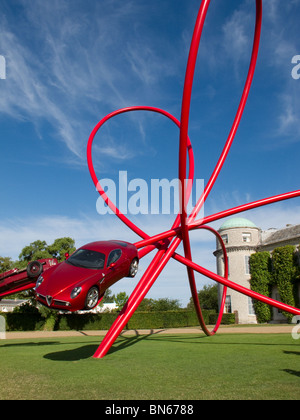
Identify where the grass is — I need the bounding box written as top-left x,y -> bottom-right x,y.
0,332 -> 299,400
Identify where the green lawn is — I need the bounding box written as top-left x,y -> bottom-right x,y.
0,333 -> 299,400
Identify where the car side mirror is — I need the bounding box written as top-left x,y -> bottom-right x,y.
65,252 -> 69,259
109,262 -> 116,269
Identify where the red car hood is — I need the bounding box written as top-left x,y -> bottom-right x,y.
37,261 -> 100,297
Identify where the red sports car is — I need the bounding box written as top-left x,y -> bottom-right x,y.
0,259 -> 58,299
35,240 -> 139,312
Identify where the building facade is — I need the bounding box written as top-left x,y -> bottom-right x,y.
214,217 -> 300,324
0,299 -> 27,312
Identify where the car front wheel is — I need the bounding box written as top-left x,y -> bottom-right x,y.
85,286 -> 99,310
128,258 -> 139,278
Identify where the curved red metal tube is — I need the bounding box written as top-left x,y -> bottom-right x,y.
87,0 -> 300,359
87,105 -> 195,242
193,225 -> 228,335
178,0 -> 262,339
188,0 -> 263,222
174,253 -> 300,317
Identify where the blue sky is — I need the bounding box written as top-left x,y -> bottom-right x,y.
0,0 -> 300,306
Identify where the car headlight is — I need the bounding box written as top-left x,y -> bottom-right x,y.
71,286 -> 82,299
36,275 -> 44,289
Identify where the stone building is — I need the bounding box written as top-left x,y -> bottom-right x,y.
214,217 -> 300,324
0,299 -> 27,312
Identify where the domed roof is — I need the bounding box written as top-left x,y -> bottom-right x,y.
219,217 -> 257,231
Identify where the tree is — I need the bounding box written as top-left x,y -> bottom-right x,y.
18,237 -> 76,263
102,288 -> 115,303
151,298 -> 181,311
135,297 -> 182,312
114,292 -> 129,311
19,240 -> 51,263
13,301 -> 40,314
0,256 -> 14,273
187,284 -> 218,311
135,298 -> 155,312
47,237 -> 76,261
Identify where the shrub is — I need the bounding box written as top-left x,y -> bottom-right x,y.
272,246 -> 297,322
250,252 -> 272,323
1,312 -> 42,331
250,246 -> 299,323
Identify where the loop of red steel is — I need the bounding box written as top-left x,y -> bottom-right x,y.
87,0 -> 300,358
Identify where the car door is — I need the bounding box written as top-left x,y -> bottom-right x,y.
104,249 -> 125,288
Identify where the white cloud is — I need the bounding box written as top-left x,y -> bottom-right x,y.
221,6 -> 253,81
0,214 -> 131,260
222,10 -> 250,60
0,1 -> 179,164
0,23 -> 85,159
258,1 -> 300,143
1,198 -> 299,307
277,94 -> 299,138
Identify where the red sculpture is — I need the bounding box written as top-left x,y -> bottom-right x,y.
87,0 -> 300,358
0,259 -> 58,299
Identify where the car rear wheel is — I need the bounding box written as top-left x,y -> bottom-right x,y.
27,261 -> 43,278
128,258 -> 139,277
85,286 -> 99,310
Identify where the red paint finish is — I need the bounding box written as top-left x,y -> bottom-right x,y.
0,259 -> 58,299
35,241 -> 138,312
85,0 -> 300,357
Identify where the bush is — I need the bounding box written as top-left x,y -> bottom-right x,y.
250,246 -> 300,323
1,309 -> 226,331
1,312 -> 42,331
1,309 -> 237,332
272,246 -> 297,322
43,314 -> 57,331
55,311 -> 201,331
208,312 -> 235,325
250,252 -> 272,323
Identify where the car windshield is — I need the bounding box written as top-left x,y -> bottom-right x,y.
66,249 -> 105,270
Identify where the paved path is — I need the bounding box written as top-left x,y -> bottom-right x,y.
2,324 -> 294,340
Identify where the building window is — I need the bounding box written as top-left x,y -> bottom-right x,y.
242,232 -> 251,243
248,297 -> 255,315
225,296 -> 232,313
221,234 -> 228,244
245,255 -> 250,275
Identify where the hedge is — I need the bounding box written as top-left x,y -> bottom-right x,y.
249,252 -> 272,323
250,245 -> 300,323
1,309 -> 235,332
1,312 -> 43,331
272,246 -> 297,322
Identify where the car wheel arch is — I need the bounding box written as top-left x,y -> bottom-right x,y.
84,285 -> 100,310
